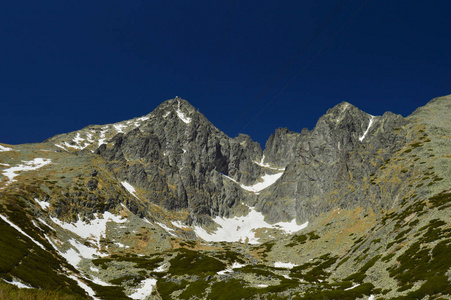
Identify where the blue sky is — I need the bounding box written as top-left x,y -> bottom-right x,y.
1,0 -> 449,147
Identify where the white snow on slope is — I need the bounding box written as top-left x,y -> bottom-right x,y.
217,262 -> 245,275
0,214 -> 45,250
54,144 -> 69,151
222,171 -> 284,194
172,220 -> 189,229
153,263 -> 168,273
194,206 -> 308,244
114,124 -> 127,133
0,145 -> 12,152
121,181 -> 140,199
35,198 -> 50,210
274,262 -> 298,269
368,295 -> 375,300
1,158 -> 52,186
359,116 -> 375,142
176,100 -> 191,124
91,276 -> 112,286
50,212 -> 127,248
98,130 -> 108,146
129,278 -> 157,300
69,239 -> 102,260
67,274 -> 99,300
3,278 -> 33,289
345,283 -> 360,290
255,155 -> 285,170
156,222 -> 177,237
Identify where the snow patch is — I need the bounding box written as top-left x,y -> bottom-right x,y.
35,198 -> 50,210
156,222 -> 177,237
3,278 -> 33,289
1,158 -> 52,186
54,144 -> 68,151
67,275 -> 99,299
222,171 -> 284,194
194,206 -> 308,244
0,145 -> 12,152
255,155 -> 285,170
368,296 -> 375,300
98,130 -> 108,146
114,123 -> 127,133
69,239 -> 100,260
50,212 -> 127,248
91,277 -> 112,286
359,116 -> 375,142
129,278 -> 157,300
172,221 -> 189,229
274,262 -> 297,269
121,181 -> 140,200
345,283 -> 360,291
0,214 -> 45,250
257,284 -> 268,288
176,100 -> 191,124
153,263 -> 168,273
217,262 -> 245,275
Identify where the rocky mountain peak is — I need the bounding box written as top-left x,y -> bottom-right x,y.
0,95 -> 449,300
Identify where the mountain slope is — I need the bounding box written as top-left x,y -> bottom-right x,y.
0,95 -> 449,299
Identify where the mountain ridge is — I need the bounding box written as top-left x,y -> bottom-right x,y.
0,94 -> 450,299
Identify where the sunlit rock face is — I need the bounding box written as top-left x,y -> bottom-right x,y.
0,95 -> 450,299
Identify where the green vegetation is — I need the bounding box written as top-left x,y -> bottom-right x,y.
301,282 -> 375,300
0,198 -> 86,298
168,249 -> 225,276
429,190 -> 450,210
92,254 -> 163,270
345,255 -> 381,283
286,231 -> 320,247
179,279 -> 210,299
157,280 -> 183,299
386,216 -> 451,298
209,279 -> 257,300
291,254 -> 337,282
0,281 -> 84,300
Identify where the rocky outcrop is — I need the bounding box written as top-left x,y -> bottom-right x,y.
95,98 -> 263,224
38,96 -> 449,228
257,102 -> 407,223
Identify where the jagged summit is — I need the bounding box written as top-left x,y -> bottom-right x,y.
45,97 -> 204,152
0,95 -> 449,299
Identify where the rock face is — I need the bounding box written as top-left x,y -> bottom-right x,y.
1,95 -> 450,300
257,102 -> 408,223
94,98 -> 264,225
41,96 -> 444,226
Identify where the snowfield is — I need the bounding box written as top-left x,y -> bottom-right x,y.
274,262 -> 298,269
222,170 -> 284,194
194,206 -> 308,244
121,181 -> 140,199
359,115 -> 375,141
51,212 -> 127,248
0,214 -> 45,250
176,100 -> 192,124
1,158 -> 52,187
129,278 -> 157,300
0,144 -> 13,152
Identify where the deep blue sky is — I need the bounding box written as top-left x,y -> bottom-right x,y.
1,1 -> 449,147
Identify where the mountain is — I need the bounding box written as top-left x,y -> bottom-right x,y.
0,95 -> 450,299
